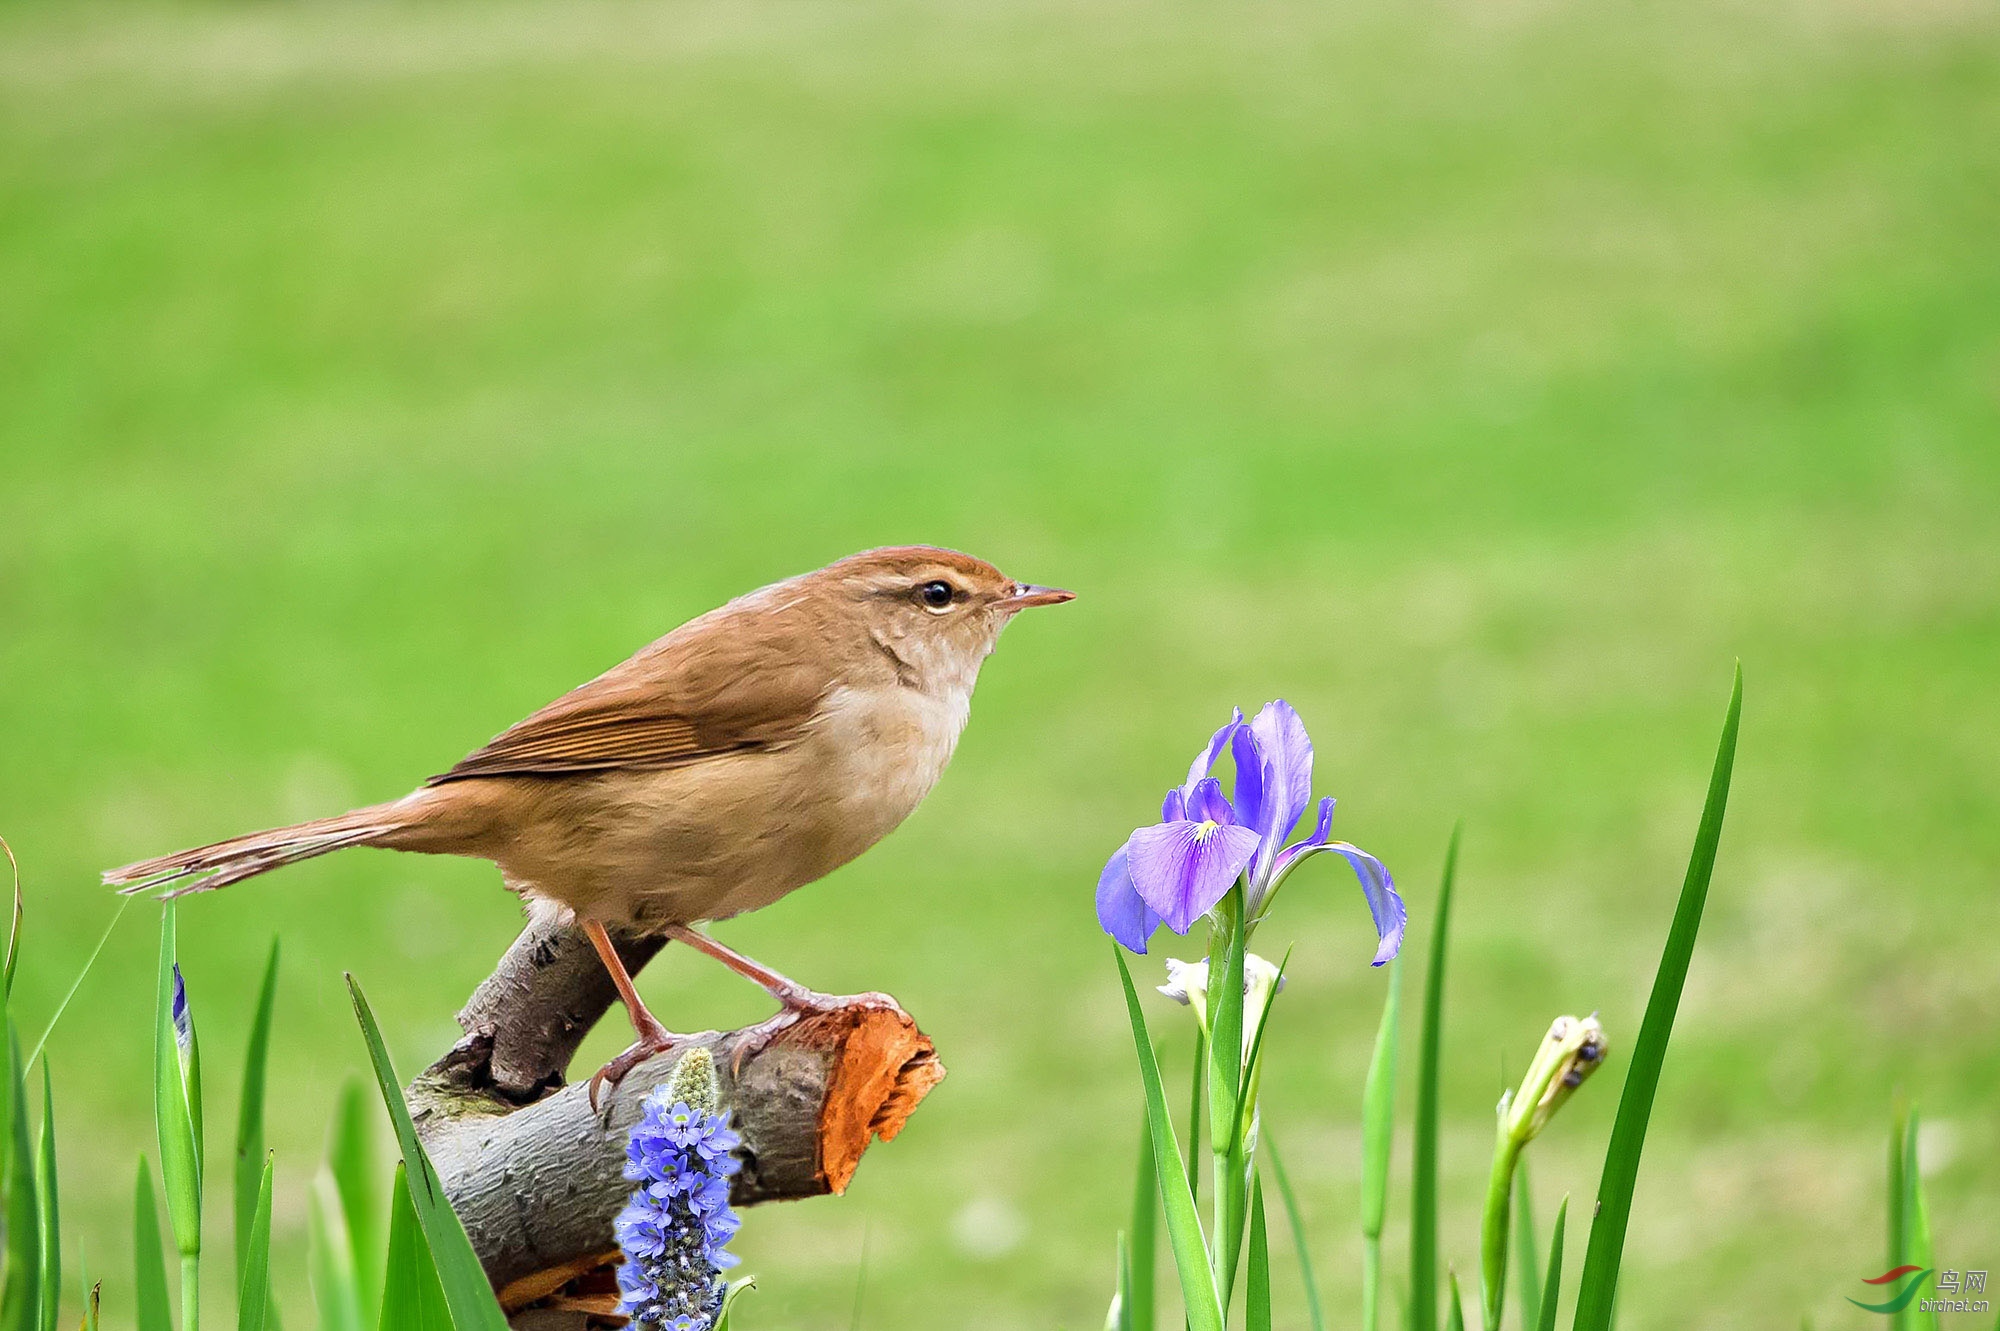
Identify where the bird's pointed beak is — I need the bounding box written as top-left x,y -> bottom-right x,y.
1002,582 -> 1076,610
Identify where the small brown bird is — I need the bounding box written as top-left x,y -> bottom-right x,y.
106,546 -> 1072,1100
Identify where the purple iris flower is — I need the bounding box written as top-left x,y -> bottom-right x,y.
1096,701 -> 1405,966
1096,711 -> 1261,947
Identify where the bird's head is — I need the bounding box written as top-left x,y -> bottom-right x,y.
820,545 -> 1073,694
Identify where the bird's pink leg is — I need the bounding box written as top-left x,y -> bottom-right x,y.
582,918 -> 683,1110
662,923 -> 900,1069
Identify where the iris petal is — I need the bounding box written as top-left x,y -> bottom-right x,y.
1325,843 -> 1406,965
1182,709 -> 1245,798
1230,727 -> 1267,839
1189,776 -> 1239,826
1269,796 -> 1337,884
1127,819 -> 1261,935
1262,830 -> 1405,965
1249,699 -> 1314,849
1096,843 -> 1164,953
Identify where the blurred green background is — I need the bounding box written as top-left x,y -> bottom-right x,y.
3,0 -> 1997,1326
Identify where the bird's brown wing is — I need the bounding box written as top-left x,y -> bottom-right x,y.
427,612 -> 832,784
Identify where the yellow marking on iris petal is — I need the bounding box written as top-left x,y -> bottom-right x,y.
1191,820 -> 1220,842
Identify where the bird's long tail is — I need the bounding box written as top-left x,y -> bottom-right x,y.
103,803 -> 409,900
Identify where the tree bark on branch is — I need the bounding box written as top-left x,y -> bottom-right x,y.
409,918 -> 945,1321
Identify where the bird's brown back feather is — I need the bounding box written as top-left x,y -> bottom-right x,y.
428,583 -> 839,784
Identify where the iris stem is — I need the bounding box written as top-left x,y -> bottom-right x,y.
1512,1158 -> 1542,1331
181,1252 -> 200,1331
1205,886 -> 1249,1312
1480,1134 -> 1522,1331
1363,1232 -> 1384,1331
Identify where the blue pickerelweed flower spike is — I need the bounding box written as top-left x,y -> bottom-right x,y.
1096,700 -> 1407,963
615,1050 -> 743,1330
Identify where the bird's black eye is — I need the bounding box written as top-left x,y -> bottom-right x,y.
918,580 -> 955,609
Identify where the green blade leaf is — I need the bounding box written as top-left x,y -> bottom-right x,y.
1,1025 -> 41,1331
1184,1028 -> 1205,1212
379,1163 -> 451,1331
1246,1175 -> 1272,1331
1904,1110 -> 1939,1331
0,977 -> 9,1151
133,1160 -> 172,1331
1235,946 -> 1291,1144
1261,1132 -> 1325,1331
329,1080 -> 383,1315
310,1171 -> 366,1331
1362,955 -> 1402,1331
1572,667 -> 1740,1331
35,1063 -> 58,1331
2,837 -> 20,1001
345,976 -> 511,1331
1535,1197 -> 1569,1331
1126,1112 -> 1158,1331
152,905 -> 200,1260
714,1277 -> 756,1331
1411,826 -> 1461,1331
1361,955 -> 1402,1242
1513,1157 -> 1542,1331
237,1157 -> 274,1331
1448,1270 -> 1467,1331
235,939 -> 279,1302
1887,1106 -> 1907,1331
1112,948 -> 1224,1331
1888,1095 -> 1904,1327
1110,1230 -> 1132,1331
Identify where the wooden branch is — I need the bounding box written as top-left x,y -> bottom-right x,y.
409,917 -> 945,1317
419,917 -> 665,1108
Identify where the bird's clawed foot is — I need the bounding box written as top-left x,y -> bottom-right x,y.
725,987 -> 904,1074
587,1016 -> 685,1114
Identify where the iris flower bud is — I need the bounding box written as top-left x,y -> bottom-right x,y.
1480,1014 -> 1609,1331
1498,1014 -> 1608,1148
1157,954 -> 1286,1055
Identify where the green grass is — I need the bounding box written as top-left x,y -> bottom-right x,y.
1,0 -> 1998,1326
